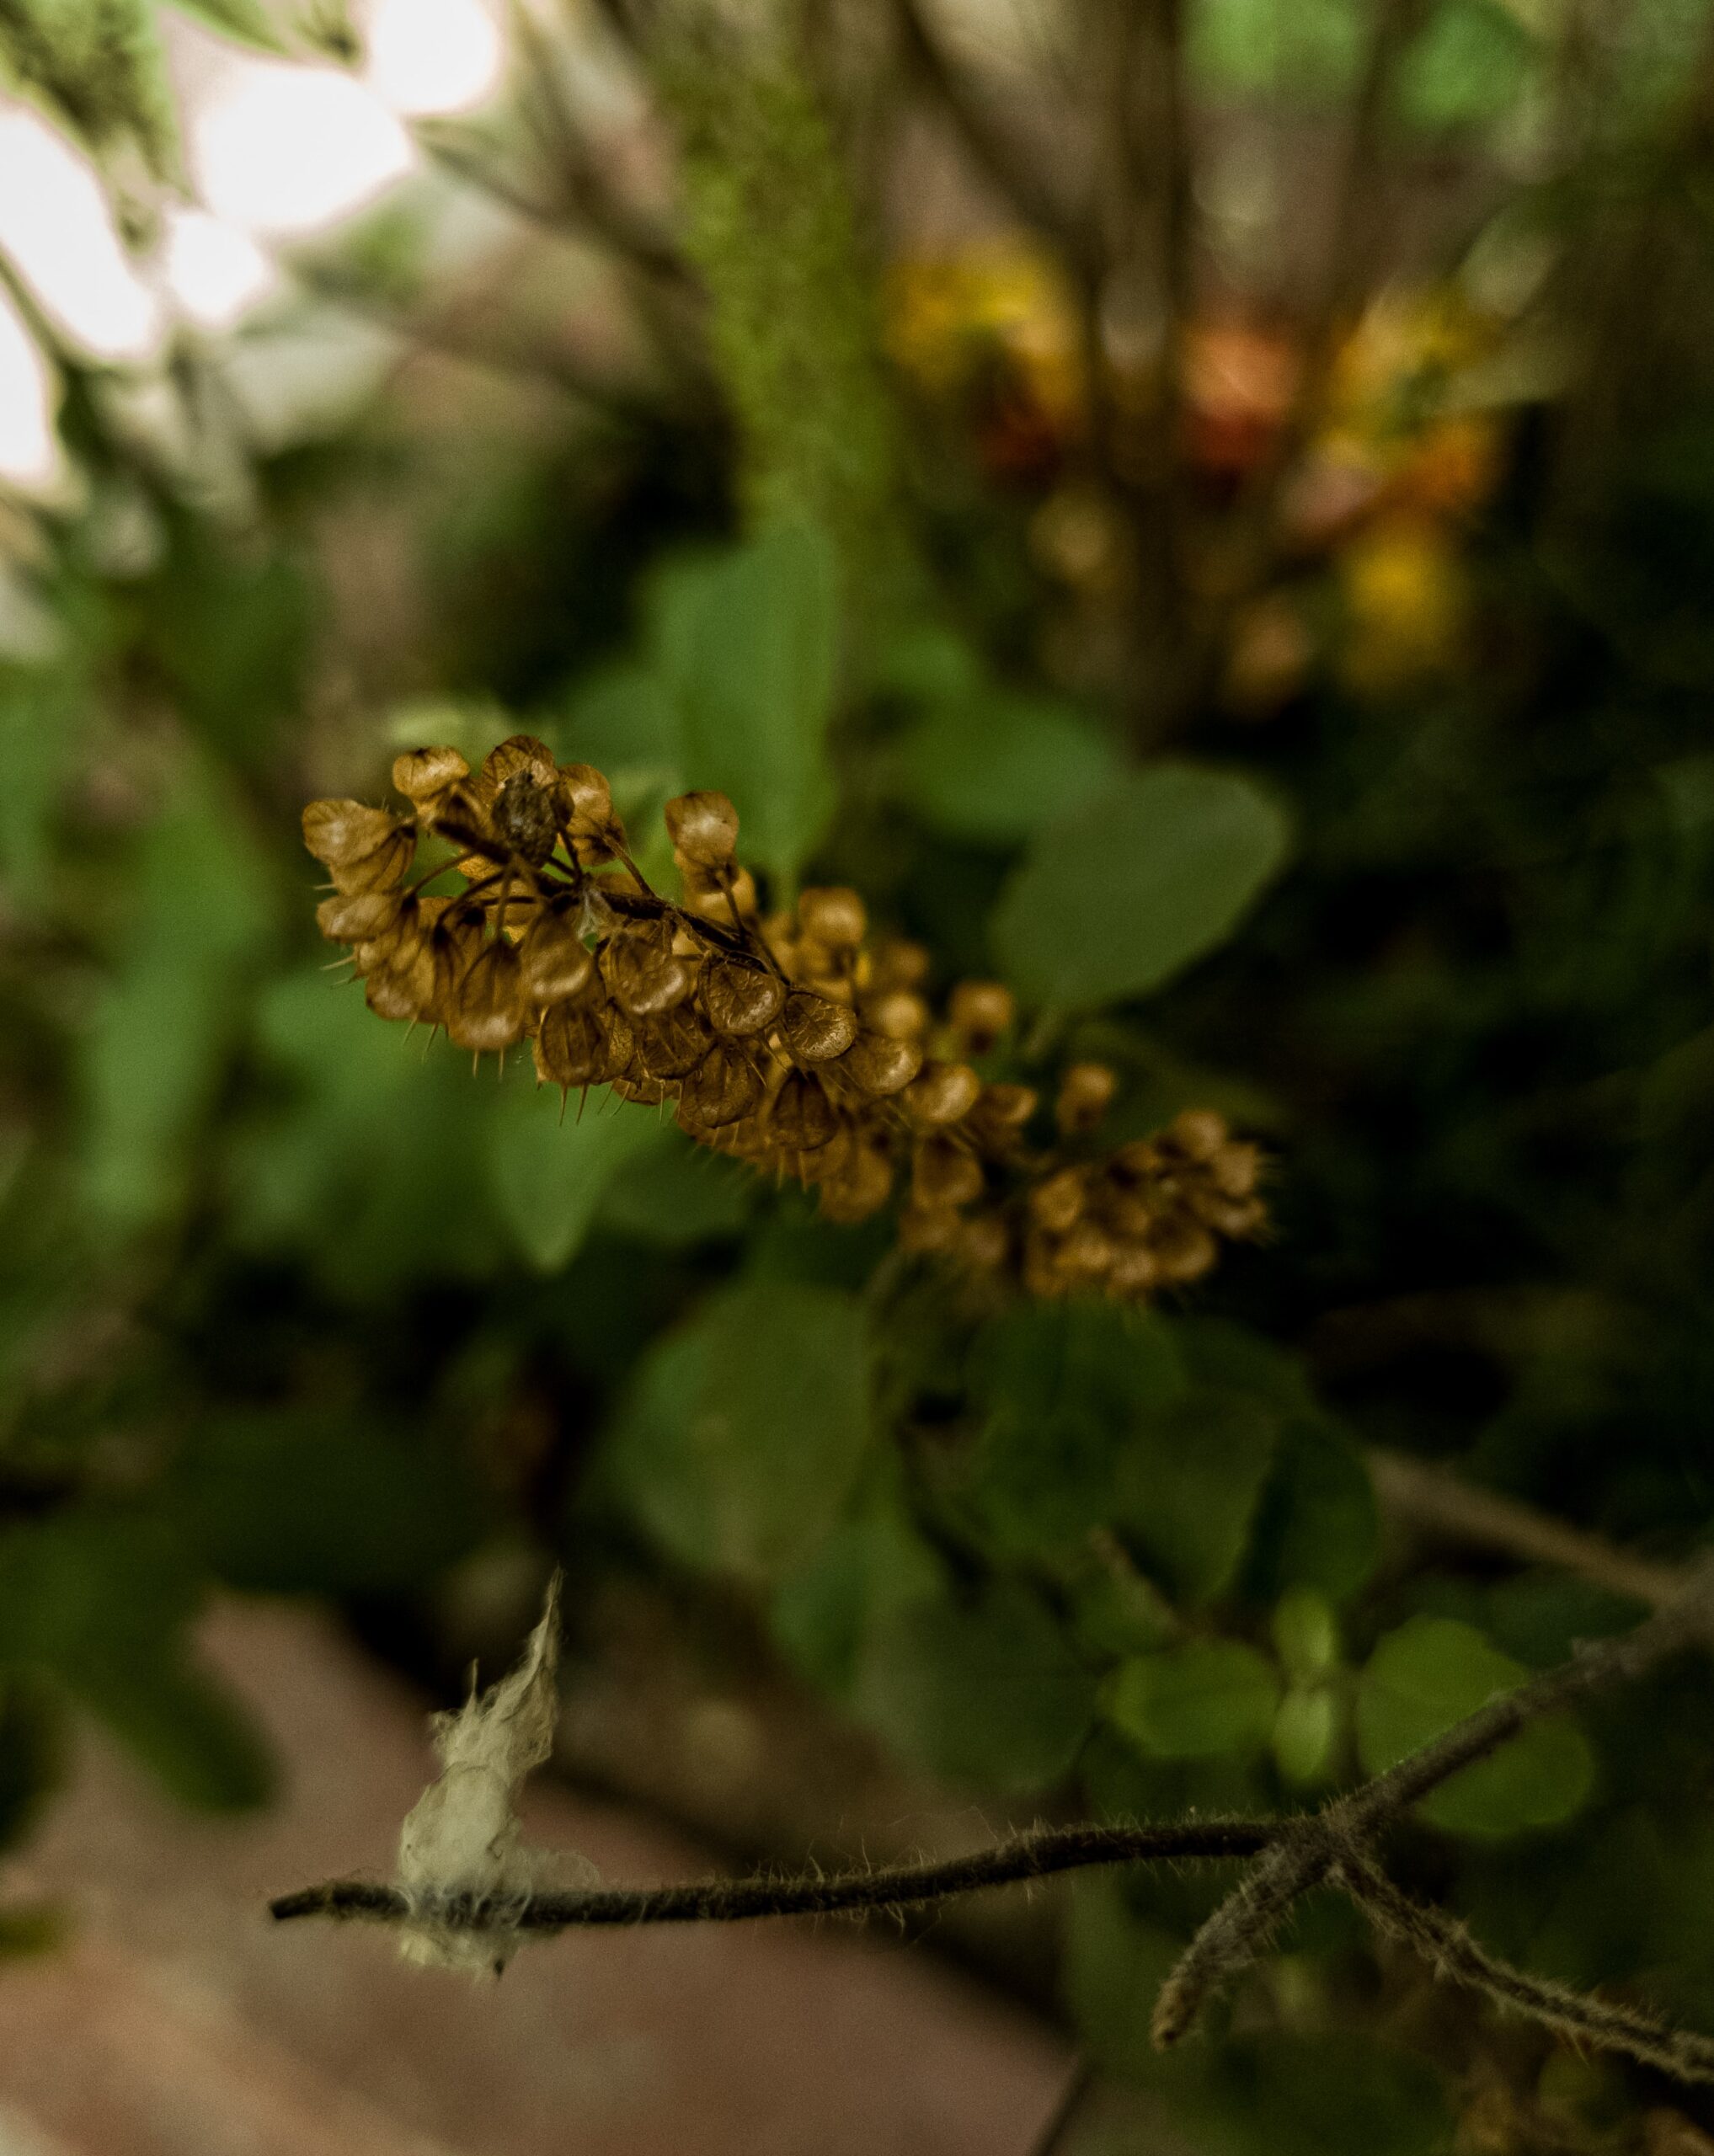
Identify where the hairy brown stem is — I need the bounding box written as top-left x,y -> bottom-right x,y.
1338,1852 -> 1714,2086
271,1818 -> 1277,1929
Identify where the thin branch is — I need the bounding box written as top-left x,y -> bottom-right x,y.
894,0 -> 1100,278
1339,1851 -> 1714,2086
1028,2054 -> 1098,2156
271,1817 -> 1277,1929
1150,1559 -> 1714,2046
1367,1448 -> 1689,1611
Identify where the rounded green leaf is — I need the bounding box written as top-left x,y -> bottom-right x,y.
1107,1641 -> 1281,1760
1356,1615 -> 1594,1838
991,763 -> 1292,1009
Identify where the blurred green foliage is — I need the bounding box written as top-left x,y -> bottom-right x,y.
5,0 -> 1714,2144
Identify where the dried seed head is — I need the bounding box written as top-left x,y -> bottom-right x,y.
836,1030 -> 922,1097
303,799 -> 414,894
1058,1220 -> 1118,1278
702,956 -> 786,1037
819,1144 -> 894,1223
1167,1107 -> 1229,1161
911,1135 -> 985,1209
781,990 -> 859,1063
446,938 -> 526,1053
948,980 -> 1015,1054
392,746 -> 469,807
632,1002 -> 713,1080
535,999 -> 632,1089
770,1070 -> 839,1152
1056,1062 -> 1118,1136
519,899 -> 594,1004
602,922 -> 693,1017
796,886 -> 868,948
898,1205 -> 963,1254
678,1042 -> 765,1130
1148,1217 -> 1219,1282
868,937 -> 931,990
903,1061 -> 983,1127
865,990 -> 930,1042
965,1083 -> 1039,1150
1209,1140 -> 1262,1198
1108,1245 -> 1161,1297
1030,1166 -> 1087,1235
665,790 -> 740,867
317,889 -> 407,944
558,762 -> 626,863
611,1070 -> 670,1106
959,1214 -> 1012,1271
494,771 -> 560,866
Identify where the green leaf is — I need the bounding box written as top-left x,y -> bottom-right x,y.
1064,1879 -> 1192,2079
1273,1686 -> 1339,1786
488,1075 -> 663,1271
992,763 -> 1292,1010
1107,1641 -> 1281,1760
597,1125 -> 755,1246
1115,1389 -> 1278,1604
1398,0 -> 1535,131
81,750 -> 275,1235
896,691 -> 1122,845
771,1508 -> 944,1696
168,1412 -> 492,1593
854,1581 -> 1098,1793
962,1302 -> 1187,1557
1356,1615 -> 1594,1838
653,523 -> 840,890
606,1278 -> 872,1581
0,1513 -> 271,1811
1244,1418 -> 1379,1603
1273,1588 -> 1340,1684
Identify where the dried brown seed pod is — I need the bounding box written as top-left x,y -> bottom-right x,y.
392,745 -> 469,806
1057,1219 -> 1117,1279
796,887 -> 867,948
1107,1245 -> 1161,1297
611,1070 -> 670,1106
677,1042 -> 764,1130
1147,1218 -> 1219,1282
1209,1141 -> 1262,1199
665,790 -> 740,867
898,1205 -> 963,1254
948,980 -> 1015,1054
958,1214 -> 1012,1271
770,1070 -> 839,1151
702,956 -> 786,1037
632,1003 -> 713,1080
903,1061 -> 983,1127
868,937 -> 931,991
535,1000 -> 632,1089
446,939 -> 526,1053
1030,1166 -> 1087,1235
964,1082 -> 1039,1150
494,770 -> 560,866
602,922 -> 694,1017
1167,1107 -> 1229,1161
864,990 -> 931,1042
911,1135 -> 985,1210
818,1144 -> 894,1223
1196,1194 -> 1267,1240
519,899 -> 594,1004
780,990 -> 859,1063
834,1029 -> 922,1097
1055,1062 -> 1118,1137
302,800 -> 414,894
316,889 -> 408,944
558,761 -> 626,864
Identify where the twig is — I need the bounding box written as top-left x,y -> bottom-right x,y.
1367,1447 -> 1688,1611
270,1818 -> 1276,1930
270,1570 -> 1714,2087
1150,1558 -> 1714,2047
1338,1852 -> 1714,2086
893,0 -> 1099,279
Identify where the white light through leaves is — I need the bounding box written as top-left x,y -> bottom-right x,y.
161,208 -> 278,332
364,0 -> 505,117
0,286 -> 65,495
191,58 -> 414,238
0,105 -> 162,363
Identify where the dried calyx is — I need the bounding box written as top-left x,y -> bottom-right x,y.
304,736 -> 1266,1300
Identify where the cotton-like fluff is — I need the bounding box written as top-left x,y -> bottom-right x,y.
396,1573 -> 597,1974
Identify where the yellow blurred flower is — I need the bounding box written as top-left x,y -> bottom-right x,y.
1338,516 -> 1466,694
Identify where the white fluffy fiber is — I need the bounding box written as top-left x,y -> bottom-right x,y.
395,1572 -> 597,1975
